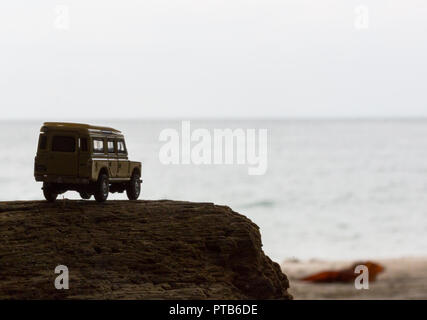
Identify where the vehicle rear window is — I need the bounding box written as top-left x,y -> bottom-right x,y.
38,134 -> 47,150
93,139 -> 105,153
52,136 -> 76,152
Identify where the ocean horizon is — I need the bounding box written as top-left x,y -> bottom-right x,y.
1,119 -> 426,262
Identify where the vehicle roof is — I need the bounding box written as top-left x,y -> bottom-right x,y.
41,122 -> 122,135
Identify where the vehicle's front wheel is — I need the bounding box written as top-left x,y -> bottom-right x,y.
94,174 -> 109,202
126,172 -> 141,200
79,191 -> 92,200
43,183 -> 58,202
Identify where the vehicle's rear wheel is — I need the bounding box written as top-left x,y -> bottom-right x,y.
79,191 -> 92,200
43,183 -> 58,202
94,174 -> 109,202
126,172 -> 141,200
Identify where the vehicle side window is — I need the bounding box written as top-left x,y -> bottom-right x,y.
52,136 -> 76,152
80,138 -> 88,152
93,138 -> 105,153
107,139 -> 116,153
38,134 -> 47,150
117,140 -> 127,154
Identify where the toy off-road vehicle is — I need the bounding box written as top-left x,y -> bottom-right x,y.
34,122 -> 142,202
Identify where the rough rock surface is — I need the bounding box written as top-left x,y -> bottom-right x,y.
0,200 -> 291,299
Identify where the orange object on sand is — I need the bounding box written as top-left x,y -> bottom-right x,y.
300,261 -> 385,283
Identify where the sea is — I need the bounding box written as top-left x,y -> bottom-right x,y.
1,119 -> 426,262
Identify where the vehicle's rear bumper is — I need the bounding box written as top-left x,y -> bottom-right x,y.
35,175 -> 90,184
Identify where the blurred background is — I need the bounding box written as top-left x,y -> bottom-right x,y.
1,119 -> 427,263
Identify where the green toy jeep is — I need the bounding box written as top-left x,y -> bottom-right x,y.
34,122 -> 142,202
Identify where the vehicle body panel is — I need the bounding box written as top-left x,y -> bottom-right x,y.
34,122 -> 142,186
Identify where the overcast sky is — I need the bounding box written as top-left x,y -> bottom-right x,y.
1,1 -> 426,120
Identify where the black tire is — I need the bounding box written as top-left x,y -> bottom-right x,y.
43,183 -> 58,202
126,172 -> 141,200
94,173 -> 109,202
79,192 -> 92,200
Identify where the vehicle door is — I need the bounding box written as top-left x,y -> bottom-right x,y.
107,138 -> 119,178
47,131 -> 78,176
117,138 -> 130,178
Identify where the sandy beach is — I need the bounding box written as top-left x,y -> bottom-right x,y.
281,257 -> 427,299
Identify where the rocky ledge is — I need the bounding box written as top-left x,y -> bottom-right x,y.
0,200 -> 291,299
